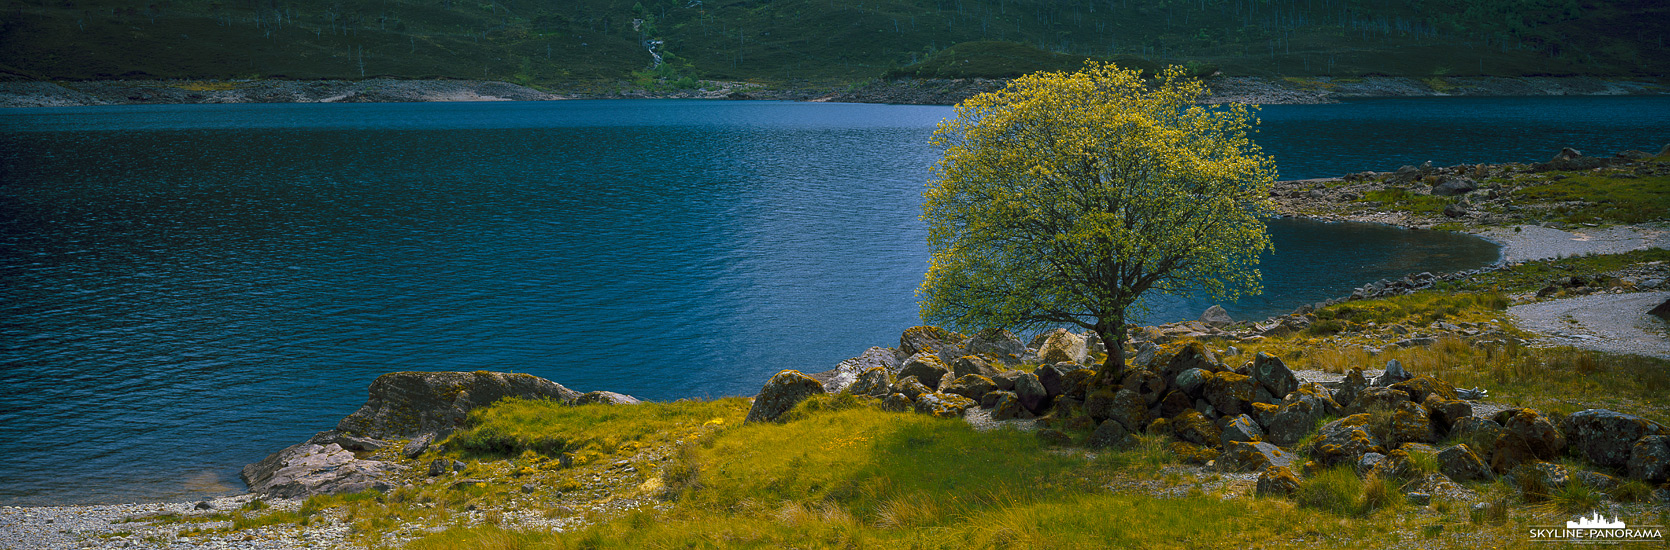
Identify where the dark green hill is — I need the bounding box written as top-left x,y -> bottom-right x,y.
2,0 -> 1665,87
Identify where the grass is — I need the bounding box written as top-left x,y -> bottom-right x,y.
1358,188 -> 1454,216
447,397 -> 749,460
1510,171 -> 1670,225
1436,248 -> 1670,296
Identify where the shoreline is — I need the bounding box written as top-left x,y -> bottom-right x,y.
2,75 -> 1666,109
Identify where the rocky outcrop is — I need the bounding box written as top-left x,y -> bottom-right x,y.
1563,409 -> 1664,469
336,371 -> 581,441
240,434 -> 406,498
744,370 -> 826,423
574,391 -> 642,406
1437,444 -> 1492,482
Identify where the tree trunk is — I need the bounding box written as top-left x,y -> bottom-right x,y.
1095,314 -> 1127,385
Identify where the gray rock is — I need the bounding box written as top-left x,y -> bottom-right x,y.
241,440 -> 406,498
574,391 -> 641,406
1121,368 -> 1167,405
990,392 -> 1026,420
744,370 -> 826,423
1335,368 -> 1368,409
940,374 -> 997,401
1311,414 -> 1383,466
1422,395 -> 1473,435
1432,176 -> 1477,196
402,433 -> 435,459
810,346 -> 902,394
967,328 -> 1026,364
880,392 -> 913,413
1036,329 -> 1089,365
1011,371 -> 1049,414
1256,465 -> 1300,496
1437,444 -> 1492,482
1249,352 -> 1298,400
194,501 -> 213,510
1347,386 -> 1412,415
913,392 -> 975,418
1202,371 -> 1254,417
1200,305 -> 1234,328
949,355 -> 1000,379
1358,452 -> 1393,478
1222,441 -> 1295,472
1033,363 -> 1069,397
844,366 -> 893,397
319,433 -> 388,452
1405,492 -> 1432,506
1372,359 -> 1412,387
1100,389 -> 1151,433
1628,435 -> 1670,483
1087,420 -> 1129,449
1175,368 -> 1210,398
1220,414 -> 1264,447
1650,298 -> 1670,322
899,326 -> 967,358
1563,409 -> 1664,469
336,371 -> 581,440
897,353 -> 950,390
892,376 -> 930,400
1573,470 -> 1618,491
1494,409 -> 1566,460
428,458 -> 450,476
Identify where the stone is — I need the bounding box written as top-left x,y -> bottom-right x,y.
1160,342 -> 1220,385
1486,432 -> 1538,475
1033,363 -> 1069,397
990,392 -> 1025,420
1442,202 -> 1467,218
941,374 -> 998,401
241,440 -> 406,498
1493,409 -> 1566,460
1648,298 -> 1670,322
1310,414 -> 1384,466
880,392 -> 912,413
335,371 -> 581,440
990,370 -> 1023,391
521,484 -> 537,494
574,391 -> 641,406
1036,329 -> 1090,365
1200,305 -> 1234,328
1202,371 -> 1255,417
1035,428 -> 1073,447
1519,461 -> 1571,491
1405,492 -> 1432,506
1346,386 -> 1412,415
967,328 -> 1026,364
1002,367 -> 1042,411
1101,389 -> 1151,433
1358,452 -> 1394,478
811,347 -> 903,394
1174,368 -> 1210,398
744,370 -> 826,423
1451,416 -> 1507,449
428,458 -> 450,476
892,376 -> 930,400
1223,441 -> 1295,473
1627,435 -> 1670,483
1411,472 -> 1477,503
1130,342 -> 1162,370
1221,414 -> 1264,447
1087,420 -> 1130,449
1422,395 -> 1473,435
1249,352 -> 1298,401
1436,444 -> 1492,482
402,433 -> 435,459
195,501 -> 213,510
1371,359 -> 1411,387
897,353 -> 951,390
1432,175 -> 1477,196
1169,441 -> 1220,465
1121,369 -> 1167,406
1389,401 -> 1437,444
1249,401 -> 1280,429
899,326 -> 967,358
1335,368 -> 1368,409
1159,390 -> 1195,419
1059,367 -> 1098,400
1562,409 -> 1663,469
1573,471 -> 1618,491
913,392 -> 975,419
949,355 -> 1000,379
1389,376 -> 1458,404
1171,410 -> 1222,447
844,366 -> 893,397
1256,465 -> 1301,497
1265,387 -> 1337,448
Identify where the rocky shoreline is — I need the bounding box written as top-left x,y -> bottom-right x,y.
2,75 -> 1665,108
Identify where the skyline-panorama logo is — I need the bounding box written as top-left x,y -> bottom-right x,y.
1530,513 -> 1664,544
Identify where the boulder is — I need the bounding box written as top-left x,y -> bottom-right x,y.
1450,416 -> 1507,449
1389,400 -> 1437,444
336,371 -> 581,440
1431,176 -> 1477,196
1220,414 -> 1264,447
812,346 -> 904,394
1200,305 -> 1234,329
1249,353 -> 1298,402
745,370 -> 826,423
1573,470 -> 1619,491
844,366 -> 894,397
1346,387 -> 1412,415
1371,359 -> 1412,387
949,355 -> 1000,379
1436,444 -> 1493,482
241,438 -> 406,499
1628,435 -> 1670,483
316,433 -> 388,452
1265,385 -> 1339,447
1035,429 -> 1073,447
1335,368 -> 1368,409
1036,329 -> 1090,365
1517,461 -> 1571,492
1121,369 -> 1167,406
989,392 -> 1026,420
897,353 -> 951,390
1033,363 -> 1070,397
892,376 -> 930,401
991,370 -> 1023,391
1255,465 -> 1301,496
1562,409 -> 1663,469
967,328 -> 1026,364
1087,420 -> 1130,449
899,326 -> 967,358
1203,371 -> 1255,417
1059,367 -> 1098,400
1159,391 -> 1196,419
1409,473 -> 1478,503
1493,409 -> 1566,460
1223,441 -> 1295,472
1171,410 -> 1222,447
1174,368 -> 1210,398
1649,298 -> 1670,322
1010,371 -> 1049,414
1422,395 -> 1473,435
913,392 -> 976,419
574,391 -> 641,406
1310,414 -> 1384,466
401,433 -> 434,459
1357,452 -> 1394,479
1389,376 -> 1457,404
941,374 -> 998,401
1160,342 -> 1220,384
880,393 -> 913,413
1099,389 -> 1151,433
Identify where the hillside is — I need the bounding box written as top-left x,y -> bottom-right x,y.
2,0 -> 1667,90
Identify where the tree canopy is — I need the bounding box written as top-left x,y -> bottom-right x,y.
918,62 -> 1277,376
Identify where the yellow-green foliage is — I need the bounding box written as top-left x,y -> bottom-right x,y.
1311,291 -> 1510,328
1511,171 -> 1670,224
447,397 -> 749,457
919,62 -> 1275,340
1358,187 -> 1453,216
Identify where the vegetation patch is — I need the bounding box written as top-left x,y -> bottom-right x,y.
448,397 -> 749,458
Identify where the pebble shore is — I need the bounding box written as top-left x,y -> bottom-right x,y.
0,494 -> 345,550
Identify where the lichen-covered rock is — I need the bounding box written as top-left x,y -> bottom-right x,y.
967,327 -> 1026,365
1335,368 -> 1368,409
1311,414 -> 1383,466
1171,410 -> 1223,447
949,355 -> 1000,379
1409,472 -> 1478,503
1092,389 -> 1151,434
1573,470 -> 1619,491
1035,428 -> 1073,447
336,371 -> 582,440
1265,384 -> 1339,447
1436,444 -> 1492,482
1373,359 -> 1412,387
897,353 -> 951,390
1006,371 -> 1048,414
1451,416 -> 1507,449
1487,432 -> 1538,474
1169,441 -> 1220,465
1159,390 -> 1195,419
1174,368 -> 1210,398
241,438 -> 406,499
1357,452 -> 1394,479
1517,461 -> 1571,491
990,392 -> 1028,420
1087,420 -> 1130,449
844,366 -> 894,397
745,370 -> 826,423
880,392 -> 912,413
941,374 -> 998,401
1250,352 -> 1299,401
1390,400 -> 1437,444
1203,371 -> 1255,417
1256,465 -> 1301,497
1223,441 -> 1295,472
1494,408 -> 1566,460
1060,367 -> 1098,400
899,326 -> 967,357
1033,363 -> 1071,397
892,376 -> 930,401
812,346 -> 903,394
1562,409 -> 1664,469
574,391 -> 641,406
1347,386 -> 1412,415
1036,328 -> 1090,365
1627,435 -> 1670,483
1389,375 -> 1458,404
913,392 -> 975,419
1221,414 -> 1264,447
1422,395 -> 1473,435
1160,342 -> 1221,384
1250,401 -> 1280,430
1121,369 -> 1167,406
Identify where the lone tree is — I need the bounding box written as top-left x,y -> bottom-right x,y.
918,62 -> 1276,380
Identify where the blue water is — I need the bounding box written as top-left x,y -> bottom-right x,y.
0,96 -> 1665,506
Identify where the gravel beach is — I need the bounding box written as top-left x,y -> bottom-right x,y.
1477,224 -> 1670,263
1509,291 -> 1670,360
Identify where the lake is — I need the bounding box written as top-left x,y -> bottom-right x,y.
2,96 -> 1666,506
